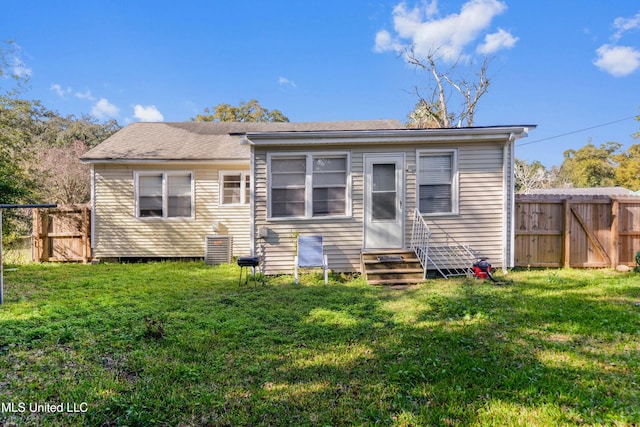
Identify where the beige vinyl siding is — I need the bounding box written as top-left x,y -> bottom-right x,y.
423,141 -> 506,267
92,163 -> 250,259
254,149 -> 364,274
253,139 -> 509,274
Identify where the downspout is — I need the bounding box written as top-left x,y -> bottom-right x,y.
248,143 -> 256,256
90,164 -> 96,253
502,133 -> 516,273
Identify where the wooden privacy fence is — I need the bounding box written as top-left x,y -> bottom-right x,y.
515,195 -> 640,268
32,205 -> 91,263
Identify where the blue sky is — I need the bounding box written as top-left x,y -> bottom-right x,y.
2,0 -> 639,167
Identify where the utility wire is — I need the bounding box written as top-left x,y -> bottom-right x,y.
516,115 -> 638,147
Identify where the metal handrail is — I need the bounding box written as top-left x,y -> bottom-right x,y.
410,209 -> 431,278
424,220 -> 477,278
410,210 -> 477,279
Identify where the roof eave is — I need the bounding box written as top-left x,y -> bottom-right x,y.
242,126 -> 536,146
80,158 -> 249,164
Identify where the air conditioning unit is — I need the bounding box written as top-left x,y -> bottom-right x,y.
205,234 -> 232,265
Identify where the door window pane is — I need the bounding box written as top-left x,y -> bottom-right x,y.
372,164 -> 396,220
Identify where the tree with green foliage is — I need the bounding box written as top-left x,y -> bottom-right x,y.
1,40 -> 120,247
614,144 -> 640,191
557,141 -> 620,188
192,99 -> 289,123
614,115 -> 640,191
0,41 -> 37,205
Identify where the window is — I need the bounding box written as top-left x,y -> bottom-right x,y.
135,171 -> 194,218
312,157 -> 347,216
271,157 -> 306,217
220,172 -> 250,205
417,150 -> 457,215
269,153 -> 349,218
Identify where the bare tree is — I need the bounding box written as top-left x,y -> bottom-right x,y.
405,48 -> 491,128
32,140 -> 91,204
513,159 -> 561,194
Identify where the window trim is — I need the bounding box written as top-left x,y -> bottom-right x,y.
416,149 -> 459,216
134,170 -> 195,219
267,151 -> 351,220
218,170 -> 250,206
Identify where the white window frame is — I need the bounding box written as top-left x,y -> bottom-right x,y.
416,149 -> 459,216
134,171 -> 195,219
267,152 -> 351,219
219,171 -> 250,206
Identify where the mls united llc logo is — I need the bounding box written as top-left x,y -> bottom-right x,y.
2,402 -> 88,414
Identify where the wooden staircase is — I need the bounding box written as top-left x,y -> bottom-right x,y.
361,249 -> 425,285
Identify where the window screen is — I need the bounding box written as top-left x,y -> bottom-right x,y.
418,153 -> 454,214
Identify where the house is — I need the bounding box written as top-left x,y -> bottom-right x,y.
81,121 -> 535,280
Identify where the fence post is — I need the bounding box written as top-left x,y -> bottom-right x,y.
610,199 -> 619,268
562,198 -> 571,268
82,207 -> 91,263
32,209 -> 39,262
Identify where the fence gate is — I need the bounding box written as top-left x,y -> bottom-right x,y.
515,195 -> 640,268
32,205 -> 91,263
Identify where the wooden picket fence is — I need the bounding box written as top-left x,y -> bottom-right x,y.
27,197 -> 640,268
32,204 -> 91,263
515,194 -> 640,268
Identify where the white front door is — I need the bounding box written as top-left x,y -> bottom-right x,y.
364,154 -> 404,248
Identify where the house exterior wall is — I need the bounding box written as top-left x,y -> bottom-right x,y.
424,141 -> 509,268
91,162 -> 251,259
252,138 -> 510,275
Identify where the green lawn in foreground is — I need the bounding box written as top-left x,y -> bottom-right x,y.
0,262 -> 638,426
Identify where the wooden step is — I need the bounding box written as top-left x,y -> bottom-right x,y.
365,268 -> 423,274
361,249 -> 425,285
363,257 -> 421,264
367,277 -> 425,286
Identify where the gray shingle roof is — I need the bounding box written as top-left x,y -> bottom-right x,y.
81,120 -> 403,162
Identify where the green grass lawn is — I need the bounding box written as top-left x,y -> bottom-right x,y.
0,262 -> 639,426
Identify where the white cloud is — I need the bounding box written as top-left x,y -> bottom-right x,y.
593,44 -> 640,77
594,11 -> 640,76
612,12 -> 640,41
91,98 -> 119,120
423,0 -> 439,19
0,42 -> 31,80
75,90 -> 96,101
51,84 -> 98,101
133,104 -> 164,122
50,83 -> 70,98
374,29 -> 405,53
374,0 -> 514,62
477,28 -> 518,54
11,55 -> 32,78
278,76 -> 297,88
